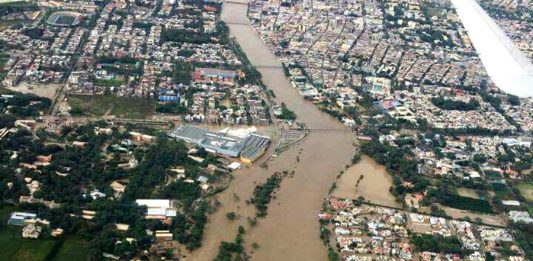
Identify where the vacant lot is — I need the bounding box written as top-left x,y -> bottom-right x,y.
457,187 -> 480,199
439,205 -> 504,226
68,95 -> 155,119
516,183 -> 533,202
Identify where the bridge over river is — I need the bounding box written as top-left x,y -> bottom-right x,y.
185,1 -> 359,260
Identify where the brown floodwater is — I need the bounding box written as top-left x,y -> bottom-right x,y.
185,2 -> 375,260
332,156 -> 400,208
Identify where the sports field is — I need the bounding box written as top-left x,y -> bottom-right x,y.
54,15 -> 76,26
46,11 -> 82,27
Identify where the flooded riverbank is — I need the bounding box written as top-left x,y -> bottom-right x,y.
186,1 -> 359,260
332,156 -> 400,208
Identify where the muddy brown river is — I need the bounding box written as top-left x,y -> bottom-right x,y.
186,1 -> 359,260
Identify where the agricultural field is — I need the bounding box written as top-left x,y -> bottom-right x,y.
67,94 -> 156,119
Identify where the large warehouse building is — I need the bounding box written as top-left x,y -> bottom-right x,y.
170,125 -> 270,163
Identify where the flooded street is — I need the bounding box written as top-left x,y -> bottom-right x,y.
186,1 -> 360,260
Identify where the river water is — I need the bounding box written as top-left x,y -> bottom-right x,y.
185,1 -> 359,260
184,1 -> 523,259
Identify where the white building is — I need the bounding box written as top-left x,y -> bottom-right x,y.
508,211 -> 533,224
135,199 -> 177,219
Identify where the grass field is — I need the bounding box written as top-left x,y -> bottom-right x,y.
0,58 -> 8,68
516,183 -> 533,202
0,204 -> 14,223
484,169 -> 502,179
53,238 -> 89,261
0,231 -> 56,261
95,78 -> 126,87
0,206 -> 56,261
0,205 -> 89,261
492,182 -> 515,200
67,94 -> 155,119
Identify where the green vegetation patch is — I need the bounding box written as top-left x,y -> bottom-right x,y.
0,225 -> 56,261
492,182 -> 514,200
250,172 -> 283,217
431,97 -> 479,111
0,57 -> 8,67
410,234 -> 463,255
515,183 -> 533,202
441,194 -> 494,214
156,102 -> 187,114
276,102 -> 297,120
0,91 -> 51,117
510,222 -> 533,260
484,169 -> 502,179
52,238 -> 88,261
0,206 -> 87,261
67,95 -> 155,119
94,78 -> 125,87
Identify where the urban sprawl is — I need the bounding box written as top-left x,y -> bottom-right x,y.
0,0 -> 531,260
